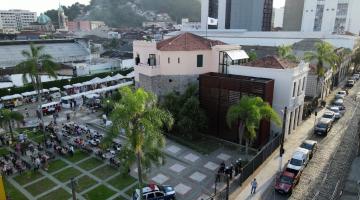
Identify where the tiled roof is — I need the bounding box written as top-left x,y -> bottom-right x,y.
156,32 -> 225,51
246,55 -> 299,69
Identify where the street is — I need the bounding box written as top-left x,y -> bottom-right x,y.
261,82 -> 360,200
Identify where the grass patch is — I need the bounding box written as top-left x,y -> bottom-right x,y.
125,184 -> 139,197
71,175 -> 97,192
13,171 -> 43,185
107,174 -> 137,190
53,167 -> 82,182
4,179 -> 29,200
38,188 -> 71,200
0,147 -> 10,156
78,157 -> 103,171
48,159 -> 68,173
24,178 -> 55,196
83,185 -> 116,200
113,195 -> 127,200
92,165 -> 118,180
65,151 -> 88,163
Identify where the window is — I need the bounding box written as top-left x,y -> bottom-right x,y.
168,57 -> 170,64
148,54 -> 156,66
146,193 -> 155,199
178,57 -> 180,63
292,82 -> 296,97
297,79 -> 301,96
302,77 -> 306,91
197,54 -> 203,67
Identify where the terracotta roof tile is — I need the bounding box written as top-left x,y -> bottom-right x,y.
246,55 -> 299,69
156,32 -> 225,51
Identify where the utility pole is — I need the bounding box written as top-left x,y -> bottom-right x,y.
279,106 -> 287,172
70,177 -> 77,200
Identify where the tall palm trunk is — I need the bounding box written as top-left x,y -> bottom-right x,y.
35,74 -> 46,144
136,152 -> 143,200
238,121 -> 244,145
8,121 -> 13,140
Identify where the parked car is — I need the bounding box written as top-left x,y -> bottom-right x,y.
346,79 -> 355,87
314,118 -> 332,136
353,73 -> 359,80
286,147 -> 310,172
333,99 -> 344,109
274,169 -> 300,194
328,106 -> 342,119
322,111 -> 336,122
133,185 -> 176,200
300,140 -> 318,159
335,90 -> 347,99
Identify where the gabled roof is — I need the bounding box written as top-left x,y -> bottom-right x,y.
156,32 -> 225,51
246,55 -> 299,69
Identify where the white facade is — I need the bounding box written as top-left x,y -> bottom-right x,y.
0,10 -> 36,32
274,7 -> 284,28
228,61 -> 310,138
301,0 -> 360,34
305,69 -> 333,100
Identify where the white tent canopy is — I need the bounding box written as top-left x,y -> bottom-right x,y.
63,85 -> 73,89
49,87 -> 60,92
125,71 -> 135,78
1,94 -> 23,101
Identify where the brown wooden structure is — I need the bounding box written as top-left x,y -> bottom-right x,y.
199,72 -> 275,147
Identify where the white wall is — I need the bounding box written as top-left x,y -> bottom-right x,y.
274,7 -> 284,28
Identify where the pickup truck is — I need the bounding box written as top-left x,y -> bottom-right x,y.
274,168 -> 301,194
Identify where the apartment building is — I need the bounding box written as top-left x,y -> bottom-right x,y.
0,10 -> 36,33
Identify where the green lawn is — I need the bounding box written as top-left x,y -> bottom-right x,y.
72,175 -> 97,192
78,157 -> 104,171
48,159 -> 68,173
0,147 -> 10,156
13,171 -> 43,186
92,165 -> 118,180
107,174 -> 137,190
25,130 -> 44,144
83,185 -> 116,200
53,167 -> 82,182
113,195 -> 127,200
24,178 -> 56,196
65,151 -> 89,163
4,179 -> 29,200
125,184 -> 138,197
38,188 -> 71,200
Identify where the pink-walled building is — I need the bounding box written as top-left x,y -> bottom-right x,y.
133,32 -> 249,96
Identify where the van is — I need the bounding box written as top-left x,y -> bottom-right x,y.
286,147 -> 310,172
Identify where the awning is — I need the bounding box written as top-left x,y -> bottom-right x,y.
225,50 -> 249,60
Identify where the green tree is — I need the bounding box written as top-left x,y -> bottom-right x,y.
248,51 -> 258,62
0,109 -> 24,139
304,42 -> 337,98
16,44 -> 58,141
226,96 -> 281,157
352,48 -> 360,73
104,87 -> 173,199
277,45 -> 297,61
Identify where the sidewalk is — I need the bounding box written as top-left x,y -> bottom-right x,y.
230,89 -> 342,200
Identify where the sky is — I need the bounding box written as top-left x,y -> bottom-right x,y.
1,0 -> 286,14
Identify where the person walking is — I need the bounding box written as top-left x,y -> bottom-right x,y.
251,178 -> 258,195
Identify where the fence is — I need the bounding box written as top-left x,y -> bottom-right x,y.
205,133 -> 283,200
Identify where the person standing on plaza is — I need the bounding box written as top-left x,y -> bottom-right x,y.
251,178 -> 258,195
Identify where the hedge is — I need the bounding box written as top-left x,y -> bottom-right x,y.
0,68 -> 133,97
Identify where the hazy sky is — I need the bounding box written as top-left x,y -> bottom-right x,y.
1,0 -> 286,14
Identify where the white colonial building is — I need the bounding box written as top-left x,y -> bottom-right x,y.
228,56 -> 310,138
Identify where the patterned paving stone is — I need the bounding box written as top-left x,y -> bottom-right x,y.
174,183 -> 191,195
217,153 -> 231,161
169,163 -> 186,173
189,172 -> 207,182
204,161 -> 219,171
166,145 -> 181,154
184,153 -> 199,162
151,173 -> 169,184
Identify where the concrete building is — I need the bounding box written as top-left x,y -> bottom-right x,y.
0,10 -> 37,33
228,56 -> 310,138
68,20 -> 106,32
283,0 -> 305,31
301,0 -> 360,34
200,0 -> 273,31
133,32 -> 249,96
305,66 -> 333,100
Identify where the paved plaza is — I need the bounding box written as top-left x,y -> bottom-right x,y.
2,105 -> 248,200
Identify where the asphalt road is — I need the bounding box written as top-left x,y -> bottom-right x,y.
261,82 -> 360,200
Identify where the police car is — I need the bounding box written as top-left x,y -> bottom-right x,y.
133,184 -> 176,200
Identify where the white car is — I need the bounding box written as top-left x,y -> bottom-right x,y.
328,106 -> 342,119
335,91 -> 346,99
322,111 -> 336,122
287,147 -> 310,172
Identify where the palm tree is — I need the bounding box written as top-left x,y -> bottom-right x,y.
351,48 -> 360,73
16,43 -> 58,141
0,109 -> 24,139
304,42 -> 337,98
277,45 -> 297,61
226,96 -> 281,157
104,87 -> 173,199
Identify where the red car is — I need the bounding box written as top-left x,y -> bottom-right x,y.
274,169 -> 300,194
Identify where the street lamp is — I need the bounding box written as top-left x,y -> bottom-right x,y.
7,88 -> 11,94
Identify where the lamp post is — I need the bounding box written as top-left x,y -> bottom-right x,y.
279,106 -> 287,172
7,88 -> 11,94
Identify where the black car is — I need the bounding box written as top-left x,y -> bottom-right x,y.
300,140 -> 318,159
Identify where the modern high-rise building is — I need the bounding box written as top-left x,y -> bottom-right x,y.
201,0 -> 273,31
0,10 -> 37,33
283,0 -> 305,31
